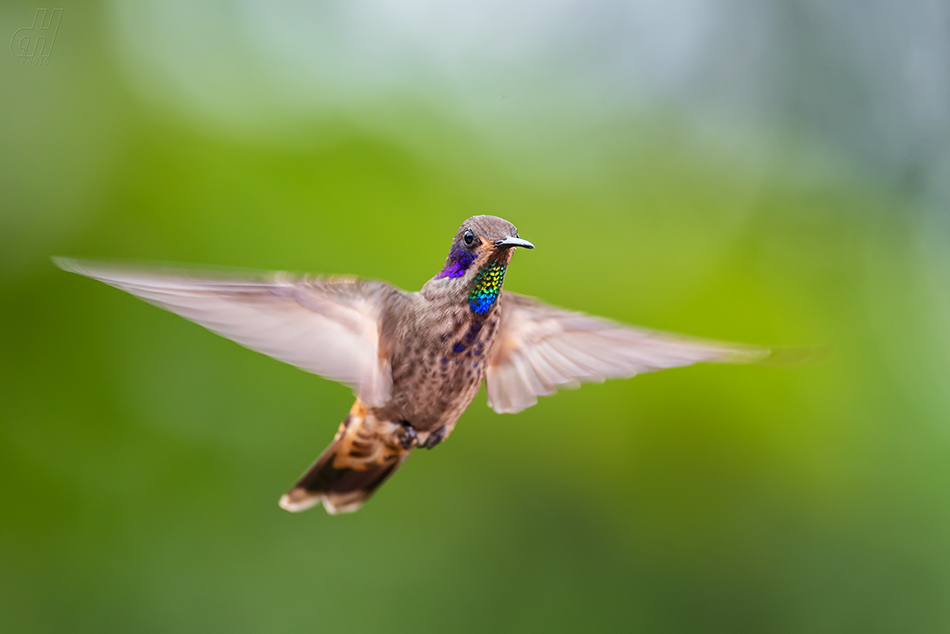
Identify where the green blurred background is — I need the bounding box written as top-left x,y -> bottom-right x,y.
4,1 -> 950,632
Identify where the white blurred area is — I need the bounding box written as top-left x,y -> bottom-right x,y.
109,0 -> 950,193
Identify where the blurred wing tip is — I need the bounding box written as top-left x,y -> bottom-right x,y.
52,256 -> 86,275
757,345 -> 830,367
720,345 -> 773,364
51,256 -> 162,281
51,256 -> 304,283
52,256 -> 124,282
717,344 -> 827,367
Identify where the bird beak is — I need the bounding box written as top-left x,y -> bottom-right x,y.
494,236 -> 535,250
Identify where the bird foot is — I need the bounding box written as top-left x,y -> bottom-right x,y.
397,421 -> 418,450
422,427 -> 446,449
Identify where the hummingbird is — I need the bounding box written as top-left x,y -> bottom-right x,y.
55,215 -> 767,514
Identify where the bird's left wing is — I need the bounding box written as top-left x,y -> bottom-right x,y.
486,292 -> 769,414
54,258 -> 404,408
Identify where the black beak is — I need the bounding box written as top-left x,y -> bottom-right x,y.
494,237 -> 535,250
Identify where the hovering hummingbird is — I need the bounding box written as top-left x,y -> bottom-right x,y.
55,215 -> 767,514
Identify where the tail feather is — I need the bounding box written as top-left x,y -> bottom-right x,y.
280,401 -> 412,514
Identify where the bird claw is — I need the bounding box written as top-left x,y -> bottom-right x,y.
422,427 -> 446,449
397,421 -> 418,450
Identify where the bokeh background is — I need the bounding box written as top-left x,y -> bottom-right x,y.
4,1 -> 950,632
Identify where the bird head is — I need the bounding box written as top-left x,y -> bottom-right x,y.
435,216 -> 533,280
434,215 -> 533,314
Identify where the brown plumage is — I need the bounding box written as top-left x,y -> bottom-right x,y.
54,215 -> 768,514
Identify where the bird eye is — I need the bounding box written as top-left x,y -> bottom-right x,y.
463,230 -> 476,246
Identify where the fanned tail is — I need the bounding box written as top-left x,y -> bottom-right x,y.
279,401 -> 412,514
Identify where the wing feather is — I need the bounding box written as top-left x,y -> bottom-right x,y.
55,258 -> 403,407
487,292 -> 768,414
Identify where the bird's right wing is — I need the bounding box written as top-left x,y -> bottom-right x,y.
486,292 -> 769,414
54,258 -> 404,407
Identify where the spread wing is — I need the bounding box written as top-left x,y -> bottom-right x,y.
54,258 -> 404,407
486,292 -> 769,414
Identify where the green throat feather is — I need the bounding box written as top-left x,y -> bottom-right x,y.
469,261 -> 507,314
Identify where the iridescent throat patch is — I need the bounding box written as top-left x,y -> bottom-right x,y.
469,261 -> 507,314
